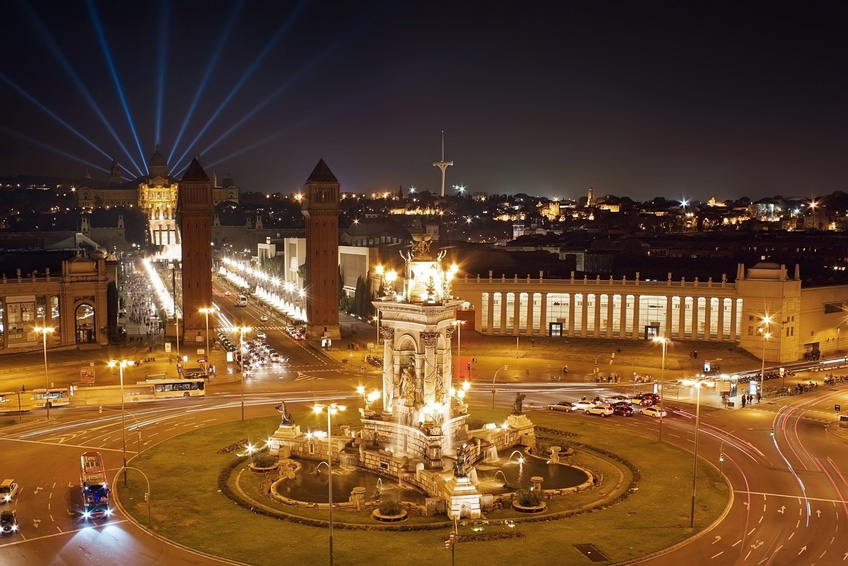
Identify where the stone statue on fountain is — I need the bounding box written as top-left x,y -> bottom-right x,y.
277,401 -> 294,425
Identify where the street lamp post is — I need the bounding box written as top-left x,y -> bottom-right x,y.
491,365 -> 509,410
453,320 -> 465,378
759,315 -> 772,389
652,336 -> 669,442
108,359 -> 130,486
690,380 -> 702,528
34,327 -> 54,419
314,402 -> 345,566
199,308 -> 214,364
236,326 -> 251,421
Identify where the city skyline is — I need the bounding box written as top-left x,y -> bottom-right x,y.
1,2 -> 847,201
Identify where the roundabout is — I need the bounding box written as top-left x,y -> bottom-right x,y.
114,408 -> 730,565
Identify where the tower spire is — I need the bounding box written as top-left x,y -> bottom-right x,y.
433,131 -> 453,197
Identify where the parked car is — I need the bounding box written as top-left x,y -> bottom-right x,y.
0,480 -> 19,503
0,510 -> 17,534
548,401 -> 575,412
572,399 -> 594,412
641,406 -> 667,418
612,403 -> 634,416
585,404 -> 614,417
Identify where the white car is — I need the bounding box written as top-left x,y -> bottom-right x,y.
0,480 -> 19,503
572,399 -> 594,412
641,406 -> 667,418
585,404 -> 614,417
548,401 -> 575,412
604,395 -> 631,405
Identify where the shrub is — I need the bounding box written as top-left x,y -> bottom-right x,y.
378,500 -> 404,516
252,453 -> 278,468
516,489 -> 542,507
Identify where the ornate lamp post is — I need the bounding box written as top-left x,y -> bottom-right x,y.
108,359 -> 130,485
652,336 -> 670,442
313,402 -> 345,566
34,326 -> 54,419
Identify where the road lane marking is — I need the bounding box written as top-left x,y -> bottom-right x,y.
711,552 -> 723,559
0,437 -> 125,453
733,540 -> 742,547
788,532 -> 794,540
734,490 -> 846,504
748,528 -> 756,535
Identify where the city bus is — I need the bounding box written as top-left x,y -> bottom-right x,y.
80,451 -> 111,519
30,387 -> 71,408
146,378 -> 206,399
0,392 -> 32,413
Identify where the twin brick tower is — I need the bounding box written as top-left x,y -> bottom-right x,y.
177,158 -> 341,345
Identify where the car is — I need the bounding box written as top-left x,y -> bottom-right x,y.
612,403 -> 634,416
224,290 -> 232,296
259,315 -> 269,322
585,404 -> 614,417
604,395 -> 631,405
636,393 -> 661,406
548,401 -> 575,412
641,406 -> 667,418
0,480 -> 19,503
572,399 -> 594,412
0,510 -> 17,534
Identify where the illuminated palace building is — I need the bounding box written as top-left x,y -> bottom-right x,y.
75,147 -> 239,260
452,262 -> 848,364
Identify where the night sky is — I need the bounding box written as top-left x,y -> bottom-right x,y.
1,1 -> 846,202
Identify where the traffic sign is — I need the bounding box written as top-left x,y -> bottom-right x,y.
836,404 -> 841,412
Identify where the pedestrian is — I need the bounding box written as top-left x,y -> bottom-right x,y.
748,394 -> 753,405
531,339 -> 535,347
756,391 -> 761,403
21,385 -> 25,392
741,395 -> 747,408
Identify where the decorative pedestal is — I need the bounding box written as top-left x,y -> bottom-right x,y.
444,476 -> 482,520
506,414 -> 536,450
550,446 -> 561,464
268,424 -> 302,457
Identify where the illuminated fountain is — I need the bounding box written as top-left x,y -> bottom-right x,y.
269,235 -> 543,519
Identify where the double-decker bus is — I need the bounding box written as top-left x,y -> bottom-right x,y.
80,452 -> 111,519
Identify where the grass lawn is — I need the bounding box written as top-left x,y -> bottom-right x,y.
117,409 -> 729,565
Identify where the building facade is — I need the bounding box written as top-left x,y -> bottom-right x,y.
452,262 -> 848,364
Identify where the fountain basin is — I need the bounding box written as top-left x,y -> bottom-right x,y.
474,448 -> 589,495
272,458 -> 427,505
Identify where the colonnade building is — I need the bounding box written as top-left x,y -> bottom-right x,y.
452,262 -> 848,364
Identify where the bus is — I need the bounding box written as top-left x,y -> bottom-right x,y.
31,387 -> 71,408
0,392 -> 32,414
146,378 -> 206,399
80,452 -> 111,519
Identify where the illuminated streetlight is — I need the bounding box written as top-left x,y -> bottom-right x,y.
492,365 -> 509,410
759,315 -> 772,389
108,359 -> 131,486
690,379 -> 703,528
313,402 -> 346,566
34,326 -> 54,419
652,336 -> 670,442
199,308 -> 214,365
453,320 -> 465,378
235,326 -> 252,421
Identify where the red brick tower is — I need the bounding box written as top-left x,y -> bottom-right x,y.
301,159 -> 341,340
178,158 -> 214,347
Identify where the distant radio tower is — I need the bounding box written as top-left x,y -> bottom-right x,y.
433,131 -> 453,197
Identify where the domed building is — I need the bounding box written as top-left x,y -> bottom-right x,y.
75,147 -> 240,260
